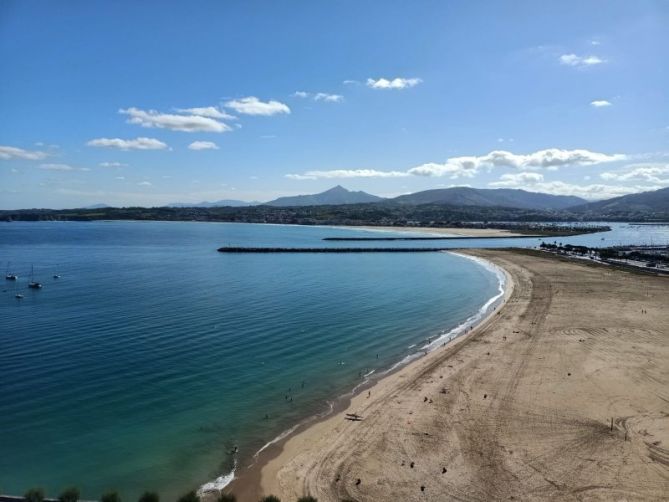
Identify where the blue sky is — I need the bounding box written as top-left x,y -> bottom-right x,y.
1,0 -> 668,208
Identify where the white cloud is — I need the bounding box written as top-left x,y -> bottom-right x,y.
286,169 -> 409,180
314,92 -> 343,102
120,107 -> 232,132
99,162 -> 127,168
115,176 -> 126,180
87,137 -> 168,150
366,77 -> 422,90
559,53 -> 605,67
0,145 -> 48,160
286,148 -> 625,181
600,163 -> 669,184
137,181 -> 152,186
175,106 -> 236,120
188,141 -> 219,151
489,172 -> 544,187
224,97 -> 290,116
590,100 -> 612,107
408,149 -> 624,178
293,91 -> 343,103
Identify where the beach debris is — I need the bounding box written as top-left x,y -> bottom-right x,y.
484,394 -> 487,399
410,461 -> 415,468
442,467 -> 447,473
421,485 -> 426,492
356,478 -> 361,486
335,475 -> 340,482
440,388 -> 448,394
567,372 -> 571,376
424,397 -> 428,402
345,413 -> 363,421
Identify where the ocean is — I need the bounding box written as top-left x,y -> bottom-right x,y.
1,220 -> 666,500
0,221 -> 502,500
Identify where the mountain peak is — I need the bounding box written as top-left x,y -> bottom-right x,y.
266,186 -> 383,207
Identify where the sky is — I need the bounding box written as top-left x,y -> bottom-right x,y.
1,0 -> 668,209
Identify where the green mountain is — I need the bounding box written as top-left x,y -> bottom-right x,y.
392,187 -> 586,210
266,185 -> 384,206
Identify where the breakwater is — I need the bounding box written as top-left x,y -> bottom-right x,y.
217,247 -> 454,253
322,235 -> 541,241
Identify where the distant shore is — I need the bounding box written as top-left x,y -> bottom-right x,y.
228,249 -> 669,501
347,225 -> 528,237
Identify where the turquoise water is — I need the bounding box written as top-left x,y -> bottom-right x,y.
0,222 -> 505,500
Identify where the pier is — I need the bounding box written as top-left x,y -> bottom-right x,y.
322,235 -> 541,241
218,246 -> 456,253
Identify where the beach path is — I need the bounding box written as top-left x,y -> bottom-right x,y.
246,249 -> 669,501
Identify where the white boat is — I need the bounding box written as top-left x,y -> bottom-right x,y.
5,262 -> 18,281
28,265 -> 42,289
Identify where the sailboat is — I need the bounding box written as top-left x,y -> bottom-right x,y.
5,262 -> 18,281
28,265 -> 42,289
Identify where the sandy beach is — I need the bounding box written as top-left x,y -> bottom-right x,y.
229,248 -> 669,501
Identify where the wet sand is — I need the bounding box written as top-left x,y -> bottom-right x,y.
231,249 -> 669,501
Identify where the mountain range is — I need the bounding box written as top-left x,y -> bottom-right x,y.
392,187 -> 585,210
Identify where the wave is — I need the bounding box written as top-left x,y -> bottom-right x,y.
383,252 -> 507,374
197,458 -> 236,494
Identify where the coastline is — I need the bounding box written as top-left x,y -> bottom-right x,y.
216,251 -> 513,501
344,225 -> 527,237
228,248 -> 669,501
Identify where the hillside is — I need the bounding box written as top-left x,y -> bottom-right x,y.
266,185 -> 383,206
570,187 -> 669,219
392,187 -> 586,210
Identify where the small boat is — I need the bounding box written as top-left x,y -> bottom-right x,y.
53,274 -> 61,279
15,293 -> 24,299
28,265 -> 42,289
5,262 -> 18,281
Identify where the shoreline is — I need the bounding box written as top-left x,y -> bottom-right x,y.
215,252 -> 513,501
342,225 -> 527,237
230,248 -> 668,501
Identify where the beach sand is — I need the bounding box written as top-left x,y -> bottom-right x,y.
229,249 -> 669,501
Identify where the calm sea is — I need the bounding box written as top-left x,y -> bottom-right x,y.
0,221 -> 666,500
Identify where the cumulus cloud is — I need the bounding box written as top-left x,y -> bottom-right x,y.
590,100 -> 612,107
137,181 -> 152,186
99,162 -> 127,168
224,97 -> 290,116
559,54 -> 605,67
286,169 -> 409,180
120,107 -> 232,132
285,148 -> 625,181
87,137 -> 168,150
188,141 -> 219,151
600,163 -> 669,184
175,106 -> 236,120
408,149 -> 624,178
0,145 -> 48,160
366,77 -> 422,90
